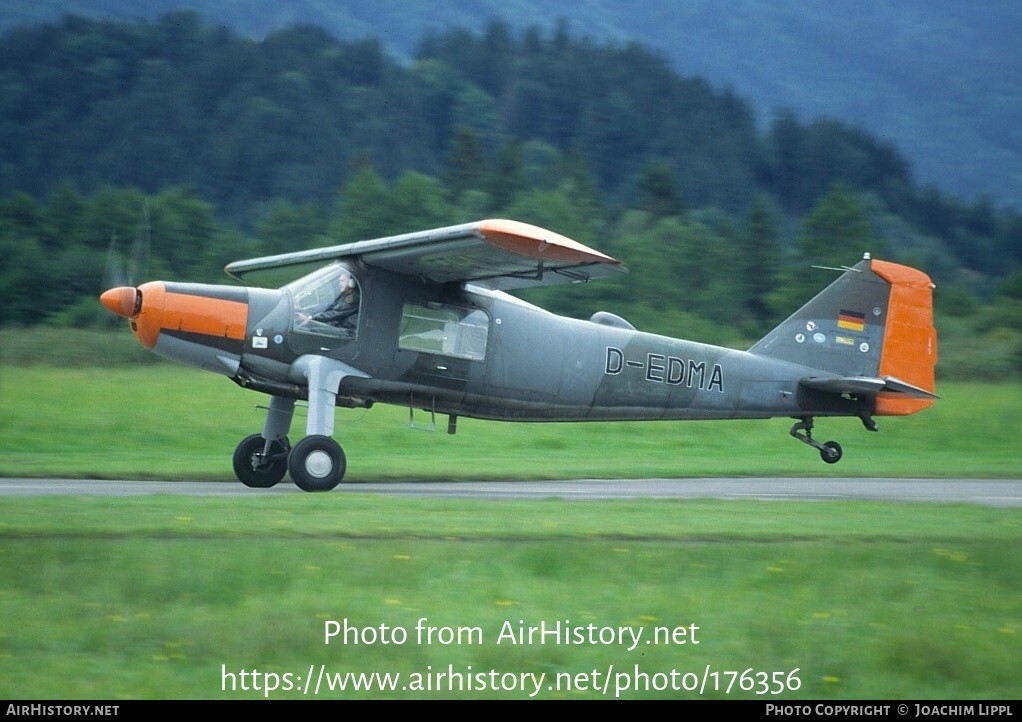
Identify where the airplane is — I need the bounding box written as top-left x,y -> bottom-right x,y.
100,218 -> 938,491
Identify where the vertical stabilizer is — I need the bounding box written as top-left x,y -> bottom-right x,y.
749,257 -> 937,416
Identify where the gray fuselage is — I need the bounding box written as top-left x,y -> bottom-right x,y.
227,266 -> 856,424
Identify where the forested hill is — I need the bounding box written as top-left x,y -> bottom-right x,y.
0,14 -> 1009,232
1,13 -> 1020,379
2,0 -> 1020,208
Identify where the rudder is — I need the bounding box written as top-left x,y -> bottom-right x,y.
870,259 -> 937,415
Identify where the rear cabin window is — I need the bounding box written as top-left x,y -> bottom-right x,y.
399,304 -> 489,361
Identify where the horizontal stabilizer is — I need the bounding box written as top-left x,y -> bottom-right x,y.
880,375 -> 940,399
800,375 -> 939,399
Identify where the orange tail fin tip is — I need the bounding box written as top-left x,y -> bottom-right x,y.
871,259 -> 937,416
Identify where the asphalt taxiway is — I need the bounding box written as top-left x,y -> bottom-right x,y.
1,477 -> 1020,506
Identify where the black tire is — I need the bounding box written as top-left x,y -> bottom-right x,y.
233,434 -> 290,488
820,441 -> 843,464
288,435 -> 346,492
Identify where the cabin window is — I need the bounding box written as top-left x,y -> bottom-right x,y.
287,263 -> 361,339
399,304 -> 489,361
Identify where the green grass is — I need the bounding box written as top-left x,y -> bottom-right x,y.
1,364 -> 1019,699
0,495 -> 1019,699
1,366 -> 1019,479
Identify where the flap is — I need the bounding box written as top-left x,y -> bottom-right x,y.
226,219 -> 626,289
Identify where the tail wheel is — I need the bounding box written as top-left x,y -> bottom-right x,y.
791,417 -> 844,464
820,441 -> 843,464
289,435 -> 346,492
233,434 -> 290,488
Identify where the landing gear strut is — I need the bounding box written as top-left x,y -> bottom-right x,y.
790,416 -> 843,464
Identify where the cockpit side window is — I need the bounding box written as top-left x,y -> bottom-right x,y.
287,263 -> 361,339
398,303 -> 489,361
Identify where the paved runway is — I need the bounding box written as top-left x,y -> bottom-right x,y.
1,477 -> 1020,506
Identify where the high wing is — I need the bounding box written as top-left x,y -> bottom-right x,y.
225,219 -> 627,290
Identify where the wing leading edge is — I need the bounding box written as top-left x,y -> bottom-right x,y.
225,219 -> 627,289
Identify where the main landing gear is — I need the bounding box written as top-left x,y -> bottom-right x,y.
233,434 -> 347,491
233,433 -> 346,491
232,356 -> 367,492
789,416 -> 843,464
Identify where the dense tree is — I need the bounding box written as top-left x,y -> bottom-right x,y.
487,140 -> 527,212
444,126 -> 488,200
387,172 -> 456,232
770,185 -> 882,315
0,11 -> 1018,378
256,199 -> 329,256
738,198 -> 782,326
795,185 -> 878,268
332,165 -> 393,243
635,160 -> 684,218
0,13 -> 1010,259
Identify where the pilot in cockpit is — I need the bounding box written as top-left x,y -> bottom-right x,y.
312,270 -> 360,330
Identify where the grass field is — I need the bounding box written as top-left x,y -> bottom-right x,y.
0,495 -> 1019,699
0,365 -> 1019,699
1,366 -> 1020,479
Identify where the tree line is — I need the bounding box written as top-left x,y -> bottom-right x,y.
0,13 -> 1020,376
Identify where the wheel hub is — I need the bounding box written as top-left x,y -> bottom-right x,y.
304,449 -> 335,478
249,452 -> 268,471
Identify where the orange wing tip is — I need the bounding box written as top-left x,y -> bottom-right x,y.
477,219 -> 620,264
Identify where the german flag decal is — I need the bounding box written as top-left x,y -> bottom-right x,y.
837,309 -> 866,332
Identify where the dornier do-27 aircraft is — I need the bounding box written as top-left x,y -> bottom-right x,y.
100,219 -> 938,491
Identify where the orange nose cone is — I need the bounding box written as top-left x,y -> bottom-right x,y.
100,287 -> 140,318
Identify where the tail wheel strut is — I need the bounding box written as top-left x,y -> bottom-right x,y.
790,417 -> 843,464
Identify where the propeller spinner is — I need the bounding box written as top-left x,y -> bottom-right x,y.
100,286 -> 142,318
99,281 -> 166,349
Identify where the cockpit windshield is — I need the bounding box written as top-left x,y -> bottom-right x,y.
286,263 -> 361,338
